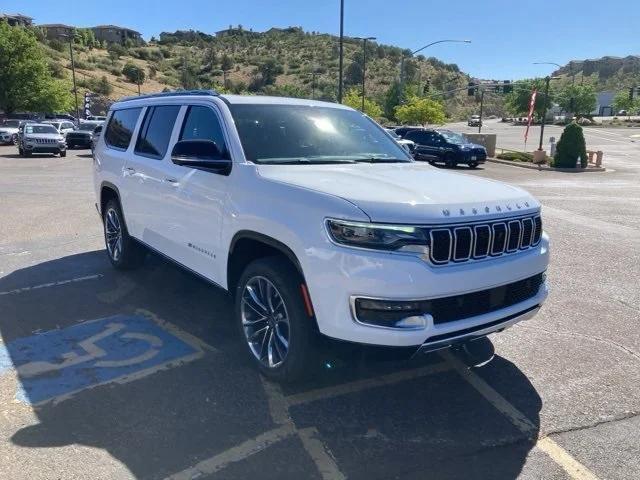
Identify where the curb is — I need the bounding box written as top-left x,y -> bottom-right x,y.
487,158 -> 606,173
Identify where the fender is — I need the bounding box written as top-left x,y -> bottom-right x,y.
229,230 -> 304,276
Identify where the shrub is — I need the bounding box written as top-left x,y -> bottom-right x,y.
496,151 -> 534,162
49,39 -> 66,52
554,122 -> 587,168
122,63 -> 145,84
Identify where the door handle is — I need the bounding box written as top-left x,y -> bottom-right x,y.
123,167 -> 136,176
164,177 -> 179,185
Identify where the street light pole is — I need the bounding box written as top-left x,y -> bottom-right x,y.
354,36 -> 376,112
61,33 -> 80,121
337,0 -> 345,103
399,39 -> 470,101
538,75 -> 551,151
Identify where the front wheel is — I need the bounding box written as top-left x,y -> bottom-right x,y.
235,257 -> 316,382
59,150 -> 67,157
468,161 -> 478,169
444,153 -> 456,168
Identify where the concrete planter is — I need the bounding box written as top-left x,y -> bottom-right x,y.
487,157 -> 606,172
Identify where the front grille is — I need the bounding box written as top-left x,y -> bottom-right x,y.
416,273 -> 545,325
426,215 -> 542,265
33,138 -> 57,144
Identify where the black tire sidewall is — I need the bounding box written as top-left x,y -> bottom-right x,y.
234,257 -> 315,382
103,199 -> 144,269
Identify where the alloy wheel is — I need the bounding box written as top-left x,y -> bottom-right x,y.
105,208 -> 123,262
241,276 -> 290,368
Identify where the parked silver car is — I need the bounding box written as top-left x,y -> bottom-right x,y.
17,123 -> 67,157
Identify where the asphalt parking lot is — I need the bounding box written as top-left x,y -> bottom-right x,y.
1,127 -> 639,479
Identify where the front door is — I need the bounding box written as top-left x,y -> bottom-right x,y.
154,103 -> 230,285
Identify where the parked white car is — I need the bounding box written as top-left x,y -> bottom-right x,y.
44,120 -> 76,137
0,119 -> 21,145
93,91 -> 549,381
385,128 -> 415,153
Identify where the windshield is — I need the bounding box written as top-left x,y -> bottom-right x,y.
78,123 -> 98,131
385,129 -> 400,139
229,104 -> 412,164
25,125 -> 58,134
439,130 -> 469,145
3,120 -> 20,128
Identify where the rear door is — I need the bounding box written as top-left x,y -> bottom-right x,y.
407,131 -> 438,160
122,104 -> 181,250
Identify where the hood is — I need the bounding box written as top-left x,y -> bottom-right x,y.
257,163 -> 539,224
67,130 -> 92,136
25,133 -> 62,140
0,127 -> 19,134
456,142 -> 485,150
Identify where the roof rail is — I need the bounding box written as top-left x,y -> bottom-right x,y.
118,89 -> 219,103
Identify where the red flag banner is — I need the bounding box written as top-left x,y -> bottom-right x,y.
524,89 -> 537,143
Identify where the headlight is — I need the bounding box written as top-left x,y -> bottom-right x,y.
326,219 -> 428,252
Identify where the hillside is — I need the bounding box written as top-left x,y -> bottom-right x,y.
552,55 -> 640,90
36,26 -> 494,120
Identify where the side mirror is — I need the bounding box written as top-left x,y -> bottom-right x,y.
171,139 -> 231,175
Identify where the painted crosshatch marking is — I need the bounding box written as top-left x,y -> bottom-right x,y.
0,314 -> 202,405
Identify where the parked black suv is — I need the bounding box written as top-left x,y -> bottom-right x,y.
404,129 -> 487,168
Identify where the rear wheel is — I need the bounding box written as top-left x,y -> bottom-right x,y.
444,153 -> 456,168
103,199 -> 146,269
235,257 -> 316,382
468,161 -> 478,169
18,147 -> 24,156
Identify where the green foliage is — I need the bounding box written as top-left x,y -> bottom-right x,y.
612,90 -> 640,115
394,96 -> 446,125
49,39 -> 66,52
0,22 -> 73,113
122,63 -> 145,84
556,84 -> 597,114
343,88 -> 383,118
554,122 -> 587,168
263,84 -> 306,98
505,78 -> 554,118
107,43 -> 127,63
496,151 -> 534,162
257,58 -> 284,86
220,54 -> 233,72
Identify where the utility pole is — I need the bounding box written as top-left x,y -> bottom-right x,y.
337,0 -> 344,103
311,71 -> 318,99
478,89 -> 485,134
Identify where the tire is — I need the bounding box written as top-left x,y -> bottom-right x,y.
18,147 -> 24,156
444,153 -> 456,168
235,256 -> 316,382
103,199 -> 146,270
468,161 -> 478,169
59,150 -> 67,157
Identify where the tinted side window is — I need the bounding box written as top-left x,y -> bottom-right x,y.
180,106 -> 227,153
105,108 -> 142,150
135,105 -> 180,158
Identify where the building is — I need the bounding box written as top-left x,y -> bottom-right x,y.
91,25 -> 143,45
40,23 -> 75,41
593,91 -> 615,116
0,13 -> 33,27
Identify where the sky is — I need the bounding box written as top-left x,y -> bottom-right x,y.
8,0 -> 640,79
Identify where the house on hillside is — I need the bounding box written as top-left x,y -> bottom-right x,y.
91,25 -> 143,45
0,13 -> 33,27
40,24 -> 75,41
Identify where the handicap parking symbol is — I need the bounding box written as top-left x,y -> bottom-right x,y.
0,314 -> 202,405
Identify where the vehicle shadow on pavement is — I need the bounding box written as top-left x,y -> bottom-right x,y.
1,251 -> 542,479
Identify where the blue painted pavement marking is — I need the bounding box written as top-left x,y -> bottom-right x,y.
0,314 -> 201,405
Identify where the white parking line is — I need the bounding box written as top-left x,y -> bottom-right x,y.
164,425 -> 296,480
298,427 -> 346,480
441,351 -> 600,480
0,274 -> 103,296
286,362 -> 451,406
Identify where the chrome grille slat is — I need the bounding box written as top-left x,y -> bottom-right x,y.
425,215 -> 541,266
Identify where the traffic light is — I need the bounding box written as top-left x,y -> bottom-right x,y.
503,80 -> 512,94
423,79 -> 430,94
468,82 -> 476,96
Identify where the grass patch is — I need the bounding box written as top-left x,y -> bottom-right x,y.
496,151 -> 534,162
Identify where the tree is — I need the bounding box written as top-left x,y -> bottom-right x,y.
343,88 -> 383,118
394,96 -> 446,125
556,84 -> 596,115
122,63 -> 145,85
505,78 -> 554,118
107,43 -> 126,64
612,90 -> 640,117
258,58 -> 284,86
0,22 -> 73,114
220,54 -> 233,72
554,122 -> 587,168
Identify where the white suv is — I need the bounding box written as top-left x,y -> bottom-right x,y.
93,90 -> 549,381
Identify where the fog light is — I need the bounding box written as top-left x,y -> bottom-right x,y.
354,298 -> 429,329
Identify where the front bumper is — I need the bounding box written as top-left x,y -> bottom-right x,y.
66,136 -> 92,147
304,233 -> 549,347
24,144 -> 65,154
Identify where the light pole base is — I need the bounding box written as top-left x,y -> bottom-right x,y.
533,149 -> 547,164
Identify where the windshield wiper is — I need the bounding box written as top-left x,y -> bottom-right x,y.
256,157 -> 357,165
351,157 -> 411,163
